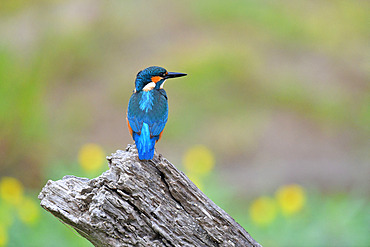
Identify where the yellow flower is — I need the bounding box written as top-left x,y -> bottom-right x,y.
183,145 -> 215,176
78,143 -> 105,172
249,196 -> 277,226
0,224 -> 7,247
17,196 -> 40,225
0,177 -> 24,205
276,184 -> 306,215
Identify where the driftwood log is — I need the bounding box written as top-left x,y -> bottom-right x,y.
38,144 -> 261,247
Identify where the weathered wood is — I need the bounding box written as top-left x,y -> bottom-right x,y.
38,144 -> 262,247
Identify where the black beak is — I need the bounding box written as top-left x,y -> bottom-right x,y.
165,72 -> 187,79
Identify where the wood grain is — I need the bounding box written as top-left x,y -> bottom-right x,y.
39,144 -> 262,247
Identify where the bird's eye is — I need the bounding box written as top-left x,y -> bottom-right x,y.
162,72 -> 167,77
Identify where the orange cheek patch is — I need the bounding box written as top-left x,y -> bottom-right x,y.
151,76 -> 162,83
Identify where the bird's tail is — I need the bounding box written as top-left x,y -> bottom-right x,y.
134,123 -> 157,160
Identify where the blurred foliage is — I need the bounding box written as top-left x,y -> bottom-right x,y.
1,150 -> 368,247
0,49 -> 48,186
0,176 -> 91,246
204,177 -> 370,247
183,145 -> 215,174
0,224 -> 7,247
189,0 -> 368,52
0,0 -> 369,246
249,196 -> 278,227
183,145 -> 215,190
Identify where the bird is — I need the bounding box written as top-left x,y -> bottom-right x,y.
126,66 -> 187,160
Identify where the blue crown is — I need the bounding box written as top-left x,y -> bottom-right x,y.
135,66 -> 167,91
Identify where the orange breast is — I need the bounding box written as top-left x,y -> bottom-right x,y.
126,117 -> 133,136
156,130 -> 164,143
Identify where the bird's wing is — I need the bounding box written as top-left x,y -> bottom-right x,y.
127,93 -> 145,134
127,90 -> 168,137
148,90 -> 168,137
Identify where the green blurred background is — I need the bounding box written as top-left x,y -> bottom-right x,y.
0,0 -> 369,246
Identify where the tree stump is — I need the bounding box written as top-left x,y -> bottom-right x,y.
38,144 -> 262,247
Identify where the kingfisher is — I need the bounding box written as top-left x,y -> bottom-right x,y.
126,66 -> 187,160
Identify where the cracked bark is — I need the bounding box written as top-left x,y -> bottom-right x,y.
38,144 -> 262,247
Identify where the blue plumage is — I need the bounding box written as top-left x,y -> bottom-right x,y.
126,66 -> 186,160
133,123 -> 158,160
139,91 -> 154,112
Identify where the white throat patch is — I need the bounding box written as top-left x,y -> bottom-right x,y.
142,82 -> 156,91
160,79 -> 167,89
